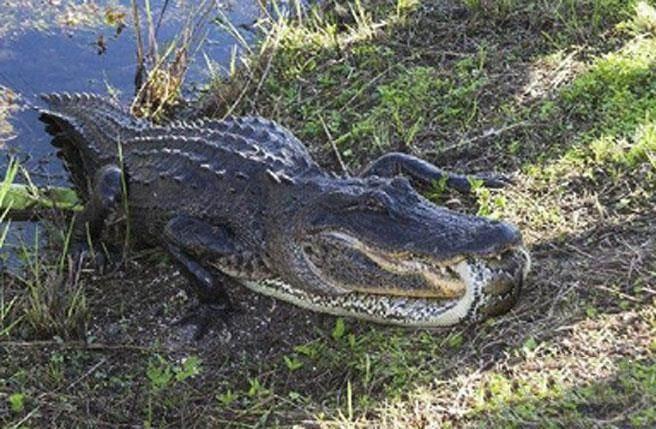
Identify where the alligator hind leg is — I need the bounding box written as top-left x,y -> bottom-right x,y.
164,215 -> 244,339
70,164 -> 123,271
166,244 -> 237,339
360,152 -> 511,193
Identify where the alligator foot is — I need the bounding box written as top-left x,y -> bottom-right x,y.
174,301 -> 233,340
70,241 -> 109,274
69,239 -> 125,275
68,164 -> 123,274
360,152 -> 514,192
470,171 -> 514,188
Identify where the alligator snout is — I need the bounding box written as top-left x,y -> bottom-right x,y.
467,246 -> 531,320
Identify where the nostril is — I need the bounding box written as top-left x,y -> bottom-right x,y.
498,222 -> 522,246
303,244 -> 316,257
484,221 -> 522,249
391,176 -> 412,190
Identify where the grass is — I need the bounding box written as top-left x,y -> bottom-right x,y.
2,0 -> 656,427
1,164 -> 88,342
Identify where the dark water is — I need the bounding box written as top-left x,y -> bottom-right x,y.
0,0 -> 264,268
1,0 -> 263,183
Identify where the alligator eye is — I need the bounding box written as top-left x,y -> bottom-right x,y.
303,243 -> 320,258
391,177 -> 413,192
360,192 -> 391,213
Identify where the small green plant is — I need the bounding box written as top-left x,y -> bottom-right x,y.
174,355 -> 203,382
146,356 -> 174,391
283,354 -> 303,371
47,352 -> 65,385
216,389 -> 237,407
144,354 -> 203,427
473,178 -> 508,218
0,157 -> 19,247
350,64 -> 486,152
247,377 -> 269,398
294,340 -> 321,359
18,223 -> 89,340
332,317 -> 346,340
8,392 -> 26,413
146,354 -> 202,390
445,332 -> 464,349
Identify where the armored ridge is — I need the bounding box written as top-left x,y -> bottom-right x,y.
39,92 -> 530,337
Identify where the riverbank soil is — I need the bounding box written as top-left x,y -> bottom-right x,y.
2,1 -> 656,427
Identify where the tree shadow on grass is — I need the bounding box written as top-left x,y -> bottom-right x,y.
198,0 -> 649,175
465,355 -> 656,428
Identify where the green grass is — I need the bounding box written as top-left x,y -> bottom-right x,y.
1,161 -> 88,341
470,357 -> 656,428
562,36 -> 656,137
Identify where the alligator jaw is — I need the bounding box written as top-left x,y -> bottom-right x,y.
316,231 -> 467,299
299,230 -> 529,310
242,245 -> 529,327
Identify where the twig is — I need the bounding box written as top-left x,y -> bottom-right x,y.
251,40 -> 278,105
438,121 -> 532,153
8,358 -> 107,429
131,0 -> 146,94
0,339 -> 197,353
594,285 -> 642,303
155,0 -> 171,36
319,115 -> 350,176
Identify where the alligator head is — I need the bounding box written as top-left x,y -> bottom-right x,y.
255,175 -> 530,327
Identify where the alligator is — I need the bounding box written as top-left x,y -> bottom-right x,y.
39,92 -> 530,337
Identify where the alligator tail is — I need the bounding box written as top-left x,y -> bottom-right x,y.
38,92 -> 144,197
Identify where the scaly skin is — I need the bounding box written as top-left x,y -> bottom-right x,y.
39,92 -> 530,337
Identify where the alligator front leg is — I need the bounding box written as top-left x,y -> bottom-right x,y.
164,215 -> 245,339
360,152 -> 511,192
70,164 -> 123,270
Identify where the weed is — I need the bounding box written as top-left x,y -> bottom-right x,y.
146,354 -> 202,390
283,354 -> 304,371
247,377 -> 269,398
216,389 -> 237,407
144,354 -> 203,427
0,158 -> 19,246
562,37 -> 656,134
8,392 -> 26,413
146,356 -> 174,390
332,317 -> 346,340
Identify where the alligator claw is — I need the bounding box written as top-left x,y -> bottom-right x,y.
70,242 -> 104,273
174,302 -> 233,340
69,242 -> 120,275
473,172 -> 514,189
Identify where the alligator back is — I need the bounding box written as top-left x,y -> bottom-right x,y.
39,92 -> 325,248
40,93 -> 325,194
